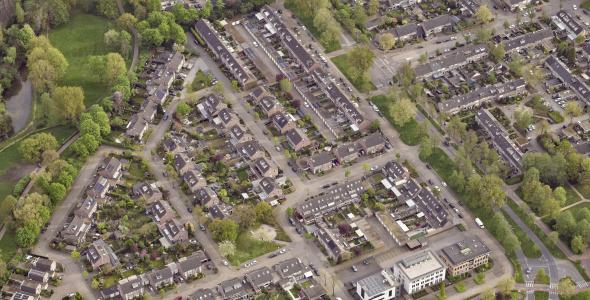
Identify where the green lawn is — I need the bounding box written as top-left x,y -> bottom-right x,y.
0,230 -> 17,261
331,54 -> 376,93
420,147 -> 457,180
228,232 -> 281,266
49,13 -> 112,107
565,201 -> 590,213
582,0 -> 590,10
371,95 -> 426,145
563,290 -> 590,300
534,291 -> 548,300
284,1 -> 341,53
574,183 -> 590,199
502,211 -> 542,258
564,185 -> 582,206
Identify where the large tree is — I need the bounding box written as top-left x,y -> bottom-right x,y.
51,86 -> 86,124
378,33 -> 395,51
389,97 -> 416,127
24,0 -> 71,32
348,45 -> 375,81
89,53 -> 127,86
19,132 -> 58,163
475,5 -> 493,24
208,219 -> 239,242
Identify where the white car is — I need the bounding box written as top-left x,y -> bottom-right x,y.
573,4 -> 578,10
222,260 -> 229,266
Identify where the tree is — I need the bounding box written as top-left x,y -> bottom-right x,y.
419,137 -> 433,158
71,250 -> 80,259
80,119 -> 101,139
19,133 -> 58,162
208,219 -> 239,242
558,278 -> 576,297
97,0 -> 120,19
498,277 -> 514,295
16,224 -> 37,247
51,86 -> 86,123
571,235 -> 586,254
396,63 -> 415,88
474,28 -> 493,43
232,205 -> 257,229
522,65 -> 544,87
89,53 -> 127,86
438,283 -> 446,299
27,38 -> 69,92
378,33 -> 395,51
48,182 -> 66,204
513,107 -> 533,130
88,105 -> 111,136
447,116 -> 466,142
348,45 -> 375,81
475,5 -> 493,24
489,44 -> 505,62
13,193 -> 50,228
553,187 -> 567,205
218,240 -> 236,257
116,13 -> 137,30
15,1 -> 25,24
564,101 -> 582,123
175,102 -> 191,119
368,0 -> 378,15
389,97 -> 416,127
279,78 -> 292,93
254,201 -> 273,224
24,0 -> 71,32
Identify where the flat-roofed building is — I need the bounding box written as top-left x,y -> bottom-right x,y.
356,269 -> 399,300
439,236 -> 491,276
392,250 -> 446,294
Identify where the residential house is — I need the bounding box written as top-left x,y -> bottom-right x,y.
218,277 -> 254,300
11,292 -> 37,300
285,128 -> 311,152
194,187 -> 219,207
61,215 -> 91,245
146,265 -> 175,290
333,143 -> 359,164
475,109 -> 523,173
545,55 -> 590,106
251,157 -> 279,178
197,94 -> 226,120
117,275 -> 145,300
236,141 -> 264,161
258,96 -> 282,118
88,176 -> 111,199
177,251 -> 207,279
299,279 -> 327,300
245,267 -> 275,292
27,269 -> 49,284
74,197 -> 97,219
438,236 -> 490,277
19,280 -> 43,296
355,269 -> 398,300
174,153 -> 192,175
253,177 -> 283,201
158,219 -> 189,247
295,179 -> 366,223
228,124 -> 253,145
392,250 -> 446,294
271,112 -> 295,134
30,258 -> 56,273
216,108 -> 239,129
132,182 -> 163,203
148,86 -> 167,106
273,258 -> 311,281
306,151 -> 335,174
438,79 -> 526,115
502,29 -> 553,53
148,200 -> 175,224
125,114 -> 149,141
357,133 -> 386,155
87,239 -> 120,271
140,100 -> 158,123
315,227 -> 348,261
552,10 -> 585,40
250,86 -> 270,103
418,15 -> 457,38
100,157 -> 123,180
183,170 -> 207,193
500,0 -> 530,11
392,24 -> 418,41
415,44 -> 488,78
193,20 -> 257,89
189,288 -> 217,300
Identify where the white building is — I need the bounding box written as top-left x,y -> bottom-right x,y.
392,250 -> 446,294
356,269 -> 398,300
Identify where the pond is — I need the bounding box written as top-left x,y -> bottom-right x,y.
5,79 -> 33,133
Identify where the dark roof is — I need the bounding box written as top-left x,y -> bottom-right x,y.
258,177 -> 277,195
117,275 -> 143,296
476,109 -> 523,170
274,258 -> 309,278
502,29 -> 553,52
308,151 -> 335,167
174,153 -> 190,171
271,112 -> 291,129
420,15 -> 457,32
316,228 -> 343,258
415,44 -> 488,77
440,236 -> 490,265
229,124 -> 246,140
245,267 -> 274,288
334,143 -> 359,159
545,55 -> 590,105
393,23 -> 418,38
253,157 -> 273,174
236,140 -> 262,159
195,187 -> 218,206
438,78 -> 526,113
286,128 -> 305,146
218,108 -> 235,126
382,161 -> 407,180
177,251 -> 207,274
259,96 -> 278,113
554,10 -> 584,35
414,188 -> 448,228
190,288 -> 217,300
218,277 -> 253,299
358,133 -> 385,150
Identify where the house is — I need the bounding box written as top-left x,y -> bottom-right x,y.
392,24 -> 418,41
285,128 -> 311,152
438,79 -> 526,115
552,10 -> 585,40
254,177 -> 283,200
148,200 -> 175,224
100,157 -> 123,180
193,20 -> 257,89
174,153 -> 192,175
27,269 -> 49,284
61,215 -> 91,245
183,170 -> 207,193
545,55 -> 590,106
418,15 -> 457,38
125,114 -> 149,141
502,29 -> 553,53
218,277 -> 254,300
250,86 -> 270,103
189,288 -> 218,300
316,71 -> 366,129
197,94 -> 226,120
117,275 -> 145,300
382,161 -> 409,186
216,108 -> 239,129
299,279 -> 327,300
210,204 -> 229,219
273,258 -> 311,281
245,267 -> 275,291
166,51 -> 185,74
30,258 -> 56,273
315,227 -> 348,261
577,119 -> 590,134
475,109 -> 523,173
87,239 -> 120,271
148,86 -> 167,106
140,100 -> 158,123
146,265 -> 175,289
177,251 -> 207,279
11,292 -> 37,300
236,141 -> 264,161
296,179 -> 366,223
258,96 -> 282,118
88,176 -> 111,199
415,44 -> 488,78
438,236 -> 491,277
100,285 -> 120,299
228,124 -> 253,145
392,250 -> 446,294
271,112 -> 295,134
355,269 -> 398,300
307,151 -> 335,174
458,0 -> 480,16
132,182 -> 163,203
500,0 -> 530,11
163,137 -> 179,153
251,157 -> 279,178
19,280 -> 43,296
333,143 -> 359,164
158,219 -> 189,247
194,187 -> 220,207
379,0 -> 421,10
357,133 -> 386,155
74,197 -> 97,219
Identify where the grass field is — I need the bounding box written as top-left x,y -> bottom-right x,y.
565,201 -> 590,213
331,54 -> 376,93
371,95 -> 426,146
49,13 -> 113,107
582,0 -> 590,10
228,232 -> 281,266
564,185 -> 582,206
534,291 -> 549,300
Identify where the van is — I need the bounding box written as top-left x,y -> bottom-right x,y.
475,217 -> 484,229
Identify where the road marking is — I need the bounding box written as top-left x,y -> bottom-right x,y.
577,282 -> 588,288
525,281 -> 534,288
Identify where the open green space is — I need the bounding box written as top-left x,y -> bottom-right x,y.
371,95 -> 426,145
582,0 -> 590,10
564,185 -> 582,206
534,291 -> 549,300
228,232 -> 281,266
564,201 -> 590,213
563,290 -> 590,300
574,183 -> 590,199
331,54 -> 376,93
49,13 -> 113,106
284,1 -> 341,52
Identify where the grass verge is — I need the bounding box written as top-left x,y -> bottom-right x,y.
371,95 -> 426,145
501,211 -> 542,258
331,54 -> 376,93
228,232 -> 281,266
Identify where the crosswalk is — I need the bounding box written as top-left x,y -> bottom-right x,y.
577,281 -> 589,288
526,281 -> 534,288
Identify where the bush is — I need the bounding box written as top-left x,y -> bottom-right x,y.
13,175 -> 31,197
